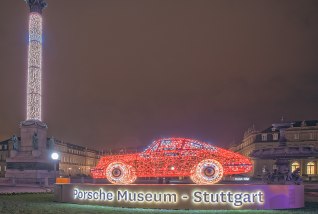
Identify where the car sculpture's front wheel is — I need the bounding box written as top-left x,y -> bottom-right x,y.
106,162 -> 136,184
190,159 -> 224,184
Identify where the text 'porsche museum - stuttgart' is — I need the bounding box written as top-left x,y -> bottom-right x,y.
91,138 -> 252,184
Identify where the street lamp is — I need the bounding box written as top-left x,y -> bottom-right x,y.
51,152 -> 59,182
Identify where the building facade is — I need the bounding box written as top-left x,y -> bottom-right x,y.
0,137 -> 100,178
230,120 -> 318,180
0,139 -> 10,177
54,139 -> 100,176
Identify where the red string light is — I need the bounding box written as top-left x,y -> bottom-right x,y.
91,138 -> 252,184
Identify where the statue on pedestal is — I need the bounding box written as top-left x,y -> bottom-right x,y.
12,135 -> 19,151
47,137 -> 55,150
32,132 -> 39,150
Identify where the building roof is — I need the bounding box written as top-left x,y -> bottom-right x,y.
0,138 -> 11,145
260,120 -> 318,134
0,137 -> 99,154
51,138 -> 99,153
291,120 -> 318,127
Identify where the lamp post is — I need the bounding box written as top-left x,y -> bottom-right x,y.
51,152 -> 59,182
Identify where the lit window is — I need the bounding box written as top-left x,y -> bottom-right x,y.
291,161 -> 300,172
307,162 -> 315,175
309,133 -> 314,140
273,133 -> 278,141
261,134 -> 267,141
4,166 -> 6,171
0,166 -> 1,171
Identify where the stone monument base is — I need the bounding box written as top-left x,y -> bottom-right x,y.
5,159 -> 56,180
5,120 -> 57,180
5,169 -> 55,183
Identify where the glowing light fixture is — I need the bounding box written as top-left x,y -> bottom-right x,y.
25,0 -> 47,121
51,152 -> 59,160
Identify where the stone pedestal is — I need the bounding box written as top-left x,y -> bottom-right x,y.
5,120 -> 56,180
275,159 -> 290,173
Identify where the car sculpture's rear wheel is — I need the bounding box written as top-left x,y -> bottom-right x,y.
190,159 -> 224,184
106,162 -> 136,184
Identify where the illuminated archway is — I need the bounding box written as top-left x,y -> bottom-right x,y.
307,162 -> 315,175
291,161 -> 300,172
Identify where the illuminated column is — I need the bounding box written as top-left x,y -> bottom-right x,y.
25,0 -> 47,121
5,0 -> 49,180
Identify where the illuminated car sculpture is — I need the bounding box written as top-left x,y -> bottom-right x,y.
91,138 -> 252,184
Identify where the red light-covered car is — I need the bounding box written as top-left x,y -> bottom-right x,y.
91,138 -> 252,184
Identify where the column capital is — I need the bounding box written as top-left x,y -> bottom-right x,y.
25,0 -> 47,14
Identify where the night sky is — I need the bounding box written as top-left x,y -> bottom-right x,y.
0,0 -> 318,150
